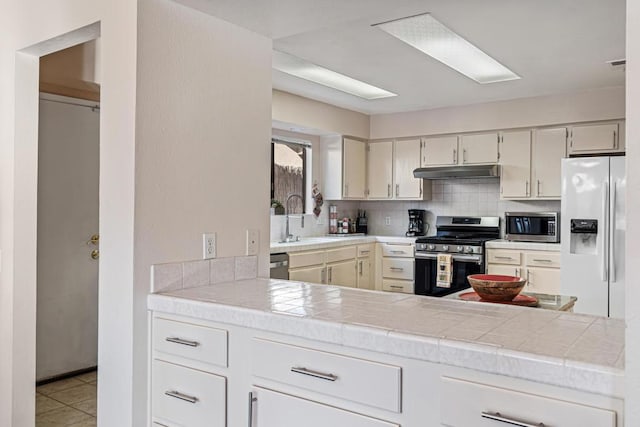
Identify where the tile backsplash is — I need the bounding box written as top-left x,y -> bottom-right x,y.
151,255 -> 258,293
330,178 -> 560,237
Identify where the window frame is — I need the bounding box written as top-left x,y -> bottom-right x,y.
271,137 -> 310,214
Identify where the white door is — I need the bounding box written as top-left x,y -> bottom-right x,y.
422,136 -> 458,166
570,123 -> 618,154
289,266 -> 325,284
36,96 -> 99,380
343,138 -> 366,199
357,257 -> 373,290
252,387 -> 399,427
460,133 -> 499,164
525,267 -> 561,295
367,141 -> 393,199
499,130 -> 531,198
394,139 -> 422,199
609,156 -> 625,318
532,128 -> 567,198
328,259 -> 357,287
560,157 -> 610,317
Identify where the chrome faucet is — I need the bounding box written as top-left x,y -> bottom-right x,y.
284,193 -> 304,243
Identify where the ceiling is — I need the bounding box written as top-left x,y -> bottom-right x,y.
177,0 -> 626,115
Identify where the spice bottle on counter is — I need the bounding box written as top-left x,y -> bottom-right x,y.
329,205 -> 338,234
342,217 -> 349,234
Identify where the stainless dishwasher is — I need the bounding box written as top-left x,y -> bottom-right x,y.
270,253 -> 289,280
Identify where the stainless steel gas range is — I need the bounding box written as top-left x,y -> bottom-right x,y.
414,216 -> 500,297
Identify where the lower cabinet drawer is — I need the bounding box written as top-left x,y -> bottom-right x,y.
381,243 -> 414,258
153,317 -> 228,367
289,250 -> 325,269
440,376 -> 616,427
382,279 -> 414,294
487,250 -> 521,265
251,338 -> 401,413
382,258 -> 414,280
326,245 -> 357,263
152,360 -> 226,427
252,387 -> 399,427
524,251 -> 561,268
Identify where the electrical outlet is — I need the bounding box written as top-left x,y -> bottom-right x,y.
385,216 -> 391,226
202,232 -> 216,259
246,229 -> 259,256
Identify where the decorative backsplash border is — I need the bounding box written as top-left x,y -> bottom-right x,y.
150,255 -> 258,293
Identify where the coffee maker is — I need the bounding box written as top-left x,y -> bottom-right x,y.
406,209 -> 427,237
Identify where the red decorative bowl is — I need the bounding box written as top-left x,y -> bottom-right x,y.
467,274 -> 527,302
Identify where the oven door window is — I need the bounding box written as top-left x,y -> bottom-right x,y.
415,256 -> 483,297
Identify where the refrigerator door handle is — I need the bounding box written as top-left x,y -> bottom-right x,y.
610,181 -> 617,283
601,182 -> 609,282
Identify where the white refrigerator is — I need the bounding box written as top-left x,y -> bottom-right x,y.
561,156 -> 625,318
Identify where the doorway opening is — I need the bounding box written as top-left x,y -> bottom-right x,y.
34,40 -> 101,425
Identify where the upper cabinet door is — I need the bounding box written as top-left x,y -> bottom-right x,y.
394,139 -> 422,199
343,138 -> 366,199
569,123 -> 619,155
499,130 -> 531,199
422,136 -> 458,167
532,128 -> 567,199
367,141 -> 393,199
460,133 -> 499,164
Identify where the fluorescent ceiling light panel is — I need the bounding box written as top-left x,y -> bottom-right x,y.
273,50 -> 397,100
373,13 -> 520,84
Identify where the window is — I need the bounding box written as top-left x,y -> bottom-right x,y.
271,138 -> 309,214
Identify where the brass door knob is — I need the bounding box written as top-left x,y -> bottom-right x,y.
91,250 -> 99,260
87,234 -> 99,245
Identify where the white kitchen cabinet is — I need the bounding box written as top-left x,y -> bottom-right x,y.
367,141 -> 394,199
343,137 -> 367,199
394,139 -> 423,199
152,360 -> 226,427
486,248 -> 560,294
327,259 -> 357,287
379,243 -> 415,294
441,376 -> 616,427
422,135 -> 459,166
499,130 -> 531,198
460,132 -> 499,164
321,136 -> 366,200
289,265 -> 326,284
252,387 -> 399,427
532,127 -> 567,199
356,244 -> 374,290
569,122 -> 622,155
524,267 -> 561,294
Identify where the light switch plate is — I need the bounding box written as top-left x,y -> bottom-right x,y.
246,229 -> 259,256
203,232 -> 216,259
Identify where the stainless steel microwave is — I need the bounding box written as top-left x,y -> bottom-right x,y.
505,212 -> 560,243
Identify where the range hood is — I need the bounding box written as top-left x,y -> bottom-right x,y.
413,165 -> 500,180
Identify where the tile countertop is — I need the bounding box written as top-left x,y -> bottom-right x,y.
485,239 -> 561,251
270,235 -> 417,254
148,278 -> 624,398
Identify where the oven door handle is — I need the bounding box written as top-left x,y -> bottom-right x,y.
415,253 -> 482,263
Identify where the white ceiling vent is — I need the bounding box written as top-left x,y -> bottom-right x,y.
606,59 -> 626,71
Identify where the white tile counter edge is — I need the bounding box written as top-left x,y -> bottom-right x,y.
148,282 -> 623,398
270,235 -> 417,253
485,239 -> 561,251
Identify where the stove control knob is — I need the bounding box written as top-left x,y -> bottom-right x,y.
465,246 -> 474,254
456,246 -> 464,252
428,244 -> 436,251
442,245 -> 449,252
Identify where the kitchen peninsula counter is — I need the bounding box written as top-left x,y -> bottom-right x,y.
148,278 -> 623,398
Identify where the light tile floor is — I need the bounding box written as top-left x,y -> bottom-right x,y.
36,371 -> 97,427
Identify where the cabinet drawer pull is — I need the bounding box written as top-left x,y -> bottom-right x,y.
165,337 -> 200,347
532,259 -> 552,263
291,367 -> 338,382
481,411 -> 545,427
360,250 -> 370,255
390,250 -> 405,254
165,390 -> 198,404
389,285 -> 404,289
248,392 -> 257,427
389,267 -> 404,271
494,256 -> 513,260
